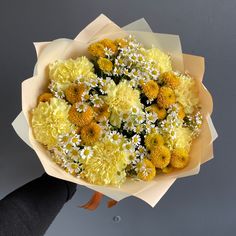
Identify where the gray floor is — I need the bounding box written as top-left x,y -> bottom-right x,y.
0,0 -> 235,235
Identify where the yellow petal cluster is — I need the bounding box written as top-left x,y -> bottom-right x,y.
80,138 -> 129,186
32,98 -> 75,149
145,48 -> 172,73
48,57 -> 96,89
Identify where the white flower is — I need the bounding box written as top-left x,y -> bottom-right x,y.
75,102 -> 88,113
69,147 -> 80,161
69,134 -> 81,146
132,134 -> 141,146
80,146 -> 93,159
90,94 -> 104,107
146,112 -> 158,123
122,141 -> 135,153
109,131 -> 122,144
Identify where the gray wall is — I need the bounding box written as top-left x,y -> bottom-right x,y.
0,0 -> 235,235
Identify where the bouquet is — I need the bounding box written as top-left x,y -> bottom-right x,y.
12,14 -> 217,207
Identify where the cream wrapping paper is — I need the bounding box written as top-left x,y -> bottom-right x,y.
12,14 -> 217,207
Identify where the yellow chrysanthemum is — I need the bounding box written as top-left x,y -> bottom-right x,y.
145,48 -> 172,73
162,165 -> 174,174
105,80 -> 142,127
38,92 -> 53,103
174,73 -> 199,114
145,132 -> 164,150
161,71 -> 180,89
97,58 -> 113,73
150,145 -> 171,169
114,38 -> 128,48
65,83 -> 87,104
157,86 -> 176,108
142,80 -> 159,100
80,138 -> 129,186
137,158 -> 156,181
170,148 -> 190,169
146,104 -> 167,120
100,38 -> 117,53
94,103 -> 110,122
32,97 -> 74,149
68,104 -> 93,127
88,43 -> 105,57
48,57 -> 96,89
81,122 -> 101,146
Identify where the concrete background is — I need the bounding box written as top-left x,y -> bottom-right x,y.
0,0 -> 235,235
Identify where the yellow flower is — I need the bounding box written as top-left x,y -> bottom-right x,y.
94,103 -> 110,122
88,43 -> 105,57
100,38 -> 117,53
146,104 -> 167,120
97,58 -> 113,73
105,80 -> 142,127
170,148 -> 190,169
145,132 -> 164,150
137,158 -> 156,181
65,83 -> 87,104
177,102 -> 185,119
162,165 -> 174,174
38,92 -> 53,103
68,104 -> 93,127
145,48 -> 172,73
31,97 -> 74,149
114,38 -> 128,48
150,145 -> 171,169
161,71 -> 180,89
48,57 -> 96,89
80,137 -> 129,186
142,80 -> 159,100
81,122 -> 101,146
157,86 -> 176,108
174,126 -> 192,152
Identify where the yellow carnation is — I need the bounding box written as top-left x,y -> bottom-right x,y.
105,80 -> 142,127
80,138 -> 129,186
146,48 -> 172,73
48,57 -> 96,89
31,98 -> 75,149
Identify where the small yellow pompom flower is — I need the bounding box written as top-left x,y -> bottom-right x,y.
32,98 -> 74,149
137,158 -> 156,181
88,43 -> 105,57
161,71 -> 180,89
170,148 -> 190,169
38,92 -> 53,103
145,132 -> 164,150
157,86 -> 176,108
100,38 -> 117,53
68,104 -> 93,127
65,83 -> 86,104
142,80 -> 159,100
94,103 -> 110,122
114,38 -> 128,48
81,122 -> 101,146
150,145 -> 171,169
49,57 -> 96,88
146,104 -> 167,120
80,137 -> 129,186
146,48 -> 172,73
97,58 -> 113,73
162,165 -> 174,174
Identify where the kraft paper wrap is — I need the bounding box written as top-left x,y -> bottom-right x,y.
12,14 -> 217,207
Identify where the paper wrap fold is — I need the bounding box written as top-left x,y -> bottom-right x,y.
12,14 -> 217,207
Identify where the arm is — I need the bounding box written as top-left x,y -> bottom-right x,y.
0,173 -> 77,236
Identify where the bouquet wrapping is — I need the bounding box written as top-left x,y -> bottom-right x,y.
12,14 -> 217,207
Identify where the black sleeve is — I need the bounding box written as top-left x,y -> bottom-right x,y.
0,173 -> 77,236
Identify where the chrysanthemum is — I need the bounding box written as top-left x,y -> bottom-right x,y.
100,39 -> 117,53
145,47 -> 172,73
68,104 -> 93,127
146,104 -> 167,120
157,86 -> 176,108
162,165 -> 174,174
174,126 -> 192,152
114,38 -> 128,48
38,92 -> 53,103
137,158 -> 156,181
88,43 -> 105,57
48,57 -> 96,89
80,122 -> 101,146
31,97 -> 75,149
145,132 -> 164,150
97,58 -> 113,73
65,83 -> 87,104
150,145 -> 171,169
105,80 -> 142,127
94,103 -> 110,122
80,137 -> 129,186
80,146 -> 93,159
142,80 -> 159,100
161,71 -> 180,89
170,148 -> 190,168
